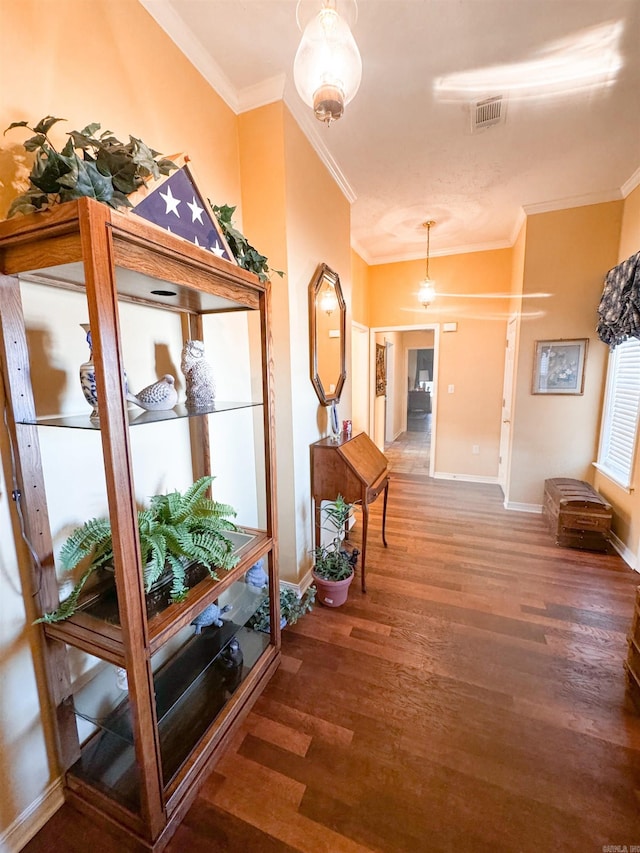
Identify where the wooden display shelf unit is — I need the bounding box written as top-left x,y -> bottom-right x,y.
0,198 -> 280,850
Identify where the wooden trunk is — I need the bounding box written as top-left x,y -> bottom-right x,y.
542,477 -> 612,551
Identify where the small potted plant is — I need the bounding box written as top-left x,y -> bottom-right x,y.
37,475 -> 238,623
248,583 -> 316,633
312,495 -> 359,607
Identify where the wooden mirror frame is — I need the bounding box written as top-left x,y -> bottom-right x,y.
309,263 -> 346,405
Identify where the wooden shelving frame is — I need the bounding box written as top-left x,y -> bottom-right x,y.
0,198 -> 280,850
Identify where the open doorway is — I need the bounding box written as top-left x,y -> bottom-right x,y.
370,325 -> 438,476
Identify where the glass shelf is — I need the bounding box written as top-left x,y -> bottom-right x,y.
19,400 -> 263,429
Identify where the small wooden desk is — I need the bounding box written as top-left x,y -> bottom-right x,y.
311,432 -> 389,592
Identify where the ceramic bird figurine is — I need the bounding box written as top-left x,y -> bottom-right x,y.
127,374 -> 178,411
190,602 -> 232,635
245,559 -> 268,589
181,340 -> 216,410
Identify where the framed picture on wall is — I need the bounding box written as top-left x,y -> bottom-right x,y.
375,343 -> 386,397
532,338 -> 588,395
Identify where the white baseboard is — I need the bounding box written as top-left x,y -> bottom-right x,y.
0,778 -> 63,853
609,530 -> 638,570
433,472 -> 499,485
504,501 -> 543,513
281,568 -> 315,596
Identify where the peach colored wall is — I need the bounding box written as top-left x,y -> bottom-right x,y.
593,184 -> 640,558
369,250 -> 511,477
508,201 -> 624,507
351,249 -> 369,326
238,103 -> 352,582
0,0 -> 243,845
0,0 -> 240,221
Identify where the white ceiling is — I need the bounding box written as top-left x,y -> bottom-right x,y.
141,0 -> 640,264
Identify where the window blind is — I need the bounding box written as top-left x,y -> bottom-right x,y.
597,338 -> 640,488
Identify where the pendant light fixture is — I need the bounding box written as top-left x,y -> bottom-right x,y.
418,220 -> 437,308
293,0 -> 362,124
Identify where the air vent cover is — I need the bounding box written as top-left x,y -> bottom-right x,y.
471,95 -> 506,132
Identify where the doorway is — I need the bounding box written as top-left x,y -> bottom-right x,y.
370,325 -> 439,477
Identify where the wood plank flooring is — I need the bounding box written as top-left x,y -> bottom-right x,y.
22,475 -> 640,852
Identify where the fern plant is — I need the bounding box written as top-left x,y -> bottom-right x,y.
37,476 -> 238,623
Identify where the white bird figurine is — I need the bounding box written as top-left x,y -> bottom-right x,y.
127,374 -> 178,411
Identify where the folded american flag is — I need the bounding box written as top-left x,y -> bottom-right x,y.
133,164 -> 233,262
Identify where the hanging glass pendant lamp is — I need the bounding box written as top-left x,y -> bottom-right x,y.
293,0 -> 362,124
418,221 -> 437,308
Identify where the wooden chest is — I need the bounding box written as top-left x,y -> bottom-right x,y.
542,478 -> 612,551
625,587 -> 640,713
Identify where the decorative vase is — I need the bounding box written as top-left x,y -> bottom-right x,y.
79,323 -> 99,421
312,571 -> 353,607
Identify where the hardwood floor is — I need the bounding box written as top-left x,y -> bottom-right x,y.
22,476 -> 640,852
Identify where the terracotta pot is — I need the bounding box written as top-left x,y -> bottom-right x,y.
312,571 -> 354,607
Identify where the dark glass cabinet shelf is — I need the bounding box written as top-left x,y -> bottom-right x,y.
70,583 -> 270,811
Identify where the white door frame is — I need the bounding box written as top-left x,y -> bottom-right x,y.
369,323 -> 440,477
498,315 -> 518,501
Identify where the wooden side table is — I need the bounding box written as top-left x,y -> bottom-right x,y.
311,432 -> 389,592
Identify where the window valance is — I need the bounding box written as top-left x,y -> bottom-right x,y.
596,250 -> 640,348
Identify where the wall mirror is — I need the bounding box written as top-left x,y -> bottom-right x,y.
309,263 -> 346,405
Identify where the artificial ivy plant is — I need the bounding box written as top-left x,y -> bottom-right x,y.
211,202 -> 284,283
4,115 -> 176,217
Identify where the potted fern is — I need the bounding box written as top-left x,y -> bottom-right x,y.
312,495 -> 359,607
38,476 -> 238,623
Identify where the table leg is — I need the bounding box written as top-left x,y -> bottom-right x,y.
382,481 -> 389,548
360,503 -> 368,593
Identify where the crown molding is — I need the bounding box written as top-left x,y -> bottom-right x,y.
138,0 -> 239,112
622,166 -> 640,198
283,91 -> 358,204
509,207 -> 527,245
350,237 -> 372,264
523,187 -> 623,216
366,238 -> 513,266
237,74 -> 286,112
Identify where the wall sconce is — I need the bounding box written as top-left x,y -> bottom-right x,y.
418,220 -> 437,308
293,0 -> 362,124
320,284 -> 338,315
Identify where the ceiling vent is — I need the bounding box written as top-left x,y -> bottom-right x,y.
471,95 -> 506,132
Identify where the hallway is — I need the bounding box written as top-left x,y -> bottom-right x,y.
24,475 -> 640,852
384,413 -> 432,476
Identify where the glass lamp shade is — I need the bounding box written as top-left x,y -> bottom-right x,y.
320,287 -> 339,315
418,278 -> 436,308
294,5 -> 362,123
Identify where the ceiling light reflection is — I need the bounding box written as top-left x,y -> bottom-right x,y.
434,21 -> 623,101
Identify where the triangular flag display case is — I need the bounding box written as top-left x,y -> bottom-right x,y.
0,198 -> 280,850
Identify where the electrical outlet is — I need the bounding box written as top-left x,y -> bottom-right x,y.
448,384 -> 454,394
472,445 -> 480,455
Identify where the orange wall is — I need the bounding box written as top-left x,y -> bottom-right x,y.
369,249 -> 512,477
593,184 -> 640,557
351,249 -> 369,326
509,201 -> 624,507
0,0 -> 241,220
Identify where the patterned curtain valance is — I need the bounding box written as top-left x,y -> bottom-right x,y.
596,250 -> 640,348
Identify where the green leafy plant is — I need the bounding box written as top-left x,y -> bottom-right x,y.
248,584 -> 316,633
4,115 -> 176,217
312,494 -> 358,582
37,476 -> 238,623
210,203 -> 284,283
